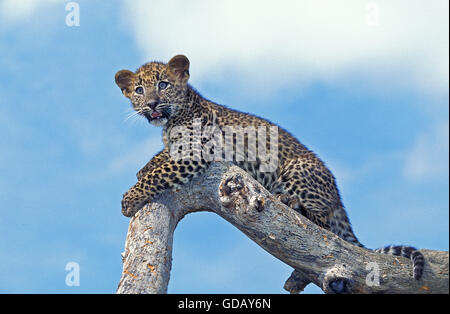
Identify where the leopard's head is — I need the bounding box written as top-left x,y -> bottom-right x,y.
115,55 -> 191,127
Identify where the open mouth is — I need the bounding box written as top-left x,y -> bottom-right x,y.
143,111 -> 166,123
150,112 -> 162,118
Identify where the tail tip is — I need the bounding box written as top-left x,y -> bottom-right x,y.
412,250 -> 425,280
414,267 -> 424,280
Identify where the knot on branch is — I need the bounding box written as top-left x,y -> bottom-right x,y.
219,173 -> 265,217
322,264 -> 355,294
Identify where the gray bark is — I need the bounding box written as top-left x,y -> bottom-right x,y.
116,162 -> 449,294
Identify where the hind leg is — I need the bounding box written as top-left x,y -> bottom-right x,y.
274,192 -> 330,229
272,156 -> 361,245
273,157 -> 364,293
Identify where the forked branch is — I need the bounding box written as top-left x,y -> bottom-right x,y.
116,162 -> 449,294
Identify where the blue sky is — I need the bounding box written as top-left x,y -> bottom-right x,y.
0,0 -> 448,293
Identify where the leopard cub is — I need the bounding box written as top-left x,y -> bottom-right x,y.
115,55 -> 424,284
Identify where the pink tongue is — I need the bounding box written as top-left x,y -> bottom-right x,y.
151,112 -> 162,118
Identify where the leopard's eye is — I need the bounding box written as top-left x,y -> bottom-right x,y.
135,86 -> 144,94
158,81 -> 169,90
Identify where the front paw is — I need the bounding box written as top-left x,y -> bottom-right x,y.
121,190 -> 149,217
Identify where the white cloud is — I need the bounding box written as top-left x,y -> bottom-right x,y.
403,121 -> 449,181
122,0 -> 448,95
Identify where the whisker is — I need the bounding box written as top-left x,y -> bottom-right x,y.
124,109 -> 144,123
124,111 -> 139,121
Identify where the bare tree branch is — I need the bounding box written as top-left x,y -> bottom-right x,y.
116,162 -> 449,294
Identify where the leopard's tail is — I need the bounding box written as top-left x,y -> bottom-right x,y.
339,230 -> 424,280
332,215 -> 425,280
374,245 -> 424,280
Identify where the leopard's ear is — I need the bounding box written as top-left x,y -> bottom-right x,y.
167,55 -> 190,85
115,70 -> 135,96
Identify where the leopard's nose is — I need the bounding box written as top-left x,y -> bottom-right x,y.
147,101 -> 159,110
